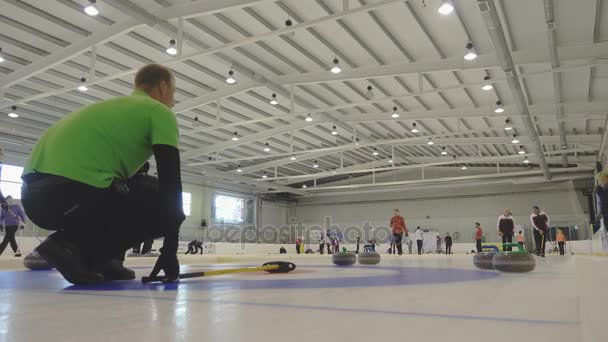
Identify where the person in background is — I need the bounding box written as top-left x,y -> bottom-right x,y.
404,233 -> 413,254
389,209 -> 407,255
355,236 -> 361,254
436,234 -> 442,253
333,235 -> 340,254
184,240 -> 203,255
475,223 -> 483,253
444,233 -> 453,255
530,205 -> 550,257
364,239 -> 379,252
596,171 -> 608,227
279,246 -> 287,254
556,229 -> 566,256
415,226 -> 423,255
516,230 -> 525,249
0,196 -> 26,257
497,209 -> 515,251
325,233 -> 332,254
295,236 -> 302,254
318,233 -> 325,254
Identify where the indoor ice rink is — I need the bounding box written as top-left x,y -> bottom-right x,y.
0,0 -> 607,341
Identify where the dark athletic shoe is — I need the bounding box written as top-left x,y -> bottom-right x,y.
96,259 -> 135,281
36,235 -> 104,285
14,252 -> 22,257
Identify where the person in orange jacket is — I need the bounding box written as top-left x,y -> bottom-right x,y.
516,230 -> 525,248
556,229 -> 567,256
390,209 -> 408,255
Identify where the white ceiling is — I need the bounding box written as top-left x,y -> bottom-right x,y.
0,0 -> 604,195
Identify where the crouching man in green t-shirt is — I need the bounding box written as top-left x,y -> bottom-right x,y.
21,64 -> 185,285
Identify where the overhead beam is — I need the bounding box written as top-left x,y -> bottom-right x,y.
199,167 -> 307,196
0,0 -> 279,89
0,0 -> 401,110
269,42 -> 608,86
181,119 -> 330,160
543,0 -> 569,167
269,147 -> 598,182
178,101 -> 608,137
478,0 -> 551,180
304,167 -> 593,192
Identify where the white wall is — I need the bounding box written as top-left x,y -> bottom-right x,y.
291,180 -> 590,244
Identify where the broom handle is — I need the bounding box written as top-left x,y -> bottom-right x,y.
141,264 -> 279,284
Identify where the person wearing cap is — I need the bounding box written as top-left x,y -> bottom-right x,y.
530,205 -> 550,257
497,209 -> 515,251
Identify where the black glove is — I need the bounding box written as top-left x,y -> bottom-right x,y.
0,202 -> 7,210
19,225 -> 24,230
0,227 -> 3,233
148,248 -> 180,283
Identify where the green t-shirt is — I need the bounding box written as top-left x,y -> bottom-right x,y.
24,90 -> 179,188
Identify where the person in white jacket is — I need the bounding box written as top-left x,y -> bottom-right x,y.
415,226 -> 423,255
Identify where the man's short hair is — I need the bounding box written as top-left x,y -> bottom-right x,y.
393,208 -> 399,212
134,64 -> 174,92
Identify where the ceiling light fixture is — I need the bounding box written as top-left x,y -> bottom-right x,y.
411,122 -> 419,133
262,172 -> 268,179
231,132 -> 239,141
77,77 -> 88,92
518,145 -> 526,155
438,0 -> 454,15
504,118 -> 513,130
84,0 -> 99,16
461,165 -> 468,170
482,76 -> 493,91
290,155 -> 297,161
523,157 -> 530,164
366,83 -> 374,98
236,165 -> 242,173
7,105 -> 18,118
427,138 -> 434,145
495,101 -> 505,113
226,69 -> 236,84
0,47 -> 5,63
388,159 -> 393,164
464,42 -> 478,61
313,160 -> 319,168
193,116 -> 200,127
305,114 -> 313,122
511,134 -> 520,144
391,106 -> 400,118
372,148 -> 379,156
302,184 -> 307,189
441,146 -> 448,155
331,125 -> 338,135
264,142 -> 271,152
269,92 -> 278,105
330,58 -> 342,74
166,39 -> 177,56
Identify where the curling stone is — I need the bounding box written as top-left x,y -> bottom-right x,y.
23,250 -> 53,270
358,251 -> 381,265
492,243 -> 536,273
332,251 -> 356,266
473,245 -> 499,270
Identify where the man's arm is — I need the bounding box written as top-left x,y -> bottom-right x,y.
544,213 -> 550,227
153,144 -> 185,254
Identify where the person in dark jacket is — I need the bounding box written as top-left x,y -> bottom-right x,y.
497,209 -> 515,251
530,205 -> 550,257
444,233 -> 453,255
